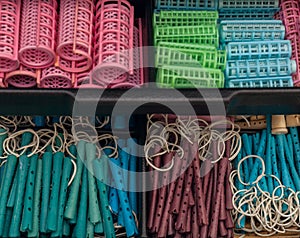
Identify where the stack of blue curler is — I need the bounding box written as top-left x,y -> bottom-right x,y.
220,20 -> 296,88
231,115 -> 300,236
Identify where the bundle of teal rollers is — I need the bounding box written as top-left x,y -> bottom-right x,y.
0,116 -> 139,238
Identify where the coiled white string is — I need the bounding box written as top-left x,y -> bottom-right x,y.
231,155 -> 300,236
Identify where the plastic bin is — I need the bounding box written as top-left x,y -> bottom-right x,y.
92,0 -> 134,87
226,40 -> 292,60
227,76 -> 293,88
0,0 -> 21,72
156,41 -> 226,70
225,58 -> 297,80
56,0 -> 94,73
154,0 -> 218,11
153,10 -> 218,27
220,20 -> 285,44
156,65 -> 224,88
19,0 -> 57,69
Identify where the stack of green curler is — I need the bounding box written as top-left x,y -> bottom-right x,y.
154,10 -> 226,88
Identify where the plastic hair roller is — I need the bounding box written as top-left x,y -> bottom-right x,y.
72,167 -> 88,237
94,157 -> 116,238
109,156 -> 139,237
64,140 -> 85,221
20,154 -> 38,232
0,155 -> 18,236
85,143 -> 102,224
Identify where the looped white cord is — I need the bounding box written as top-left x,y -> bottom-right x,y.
4,129 -> 40,157
237,155 -> 265,186
0,116 -> 18,132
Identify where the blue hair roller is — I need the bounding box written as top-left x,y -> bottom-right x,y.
33,116 -> 45,127
249,130 -> 267,185
109,188 -> 119,215
276,135 -> 296,191
289,127 -> 300,174
3,208 -> 12,237
282,135 -> 300,191
109,157 -> 139,237
127,138 -> 137,215
287,134 -> 294,156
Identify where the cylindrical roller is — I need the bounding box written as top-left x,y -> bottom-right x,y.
19,0 -> 57,68
39,65 -> 73,88
5,65 -> 37,88
56,0 -> 94,73
0,0 -> 21,72
92,0 -> 134,87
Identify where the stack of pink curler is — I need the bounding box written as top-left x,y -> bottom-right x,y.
0,0 -> 143,88
276,0 -> 300,86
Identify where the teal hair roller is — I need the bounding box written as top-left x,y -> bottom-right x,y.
86,218 -> 94,238
127,138 -> 137,215
109,188 -> 119,215
7,167 -> 18,208
94,158 -> 116,238
282,135 -> 300,191
118,147 -> 130,227
20,154 -> 38,232
287,134 -> 294,157
94,221 -> 104,234
86,143 -> 102,224
0,154 -> 17,236
265,122 -> 274,194
65,140 -> 86,221
21,131 -> 33,148
276,135 -> 296,191
63,220 -> 71,237
40,152 -> 53,233
249,130 -> 267,185
72,167 -> 88,238
28,158 -> 43,238
3,208 -> 13,237
9,154 -> 30,237
51,157 -> 73,237
109,157 -> 139,237
290,127 -> 300,173
47,152 -> 64,232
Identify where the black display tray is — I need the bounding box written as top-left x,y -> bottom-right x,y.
1,88 -> 300,116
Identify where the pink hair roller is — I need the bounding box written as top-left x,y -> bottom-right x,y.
0,0 -> 21,73
39,65 -> 73,88
5,65 -> 37,88
92,0 -> 134,87
56,0 -> 94,73
19,0 -> 57,69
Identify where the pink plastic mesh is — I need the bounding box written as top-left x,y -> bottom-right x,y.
19,0 -> 57,69
0,0 -> 21,72
40,66 -> 73,88
111,19 -> 144,88
92,0 -> 134,85
5,65 -> 37,88
56,0 -> 94,73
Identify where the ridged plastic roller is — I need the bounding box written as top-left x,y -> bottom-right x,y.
56,0 -> 94,73
19,0 -> 57,68
0,0 -> 21,72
